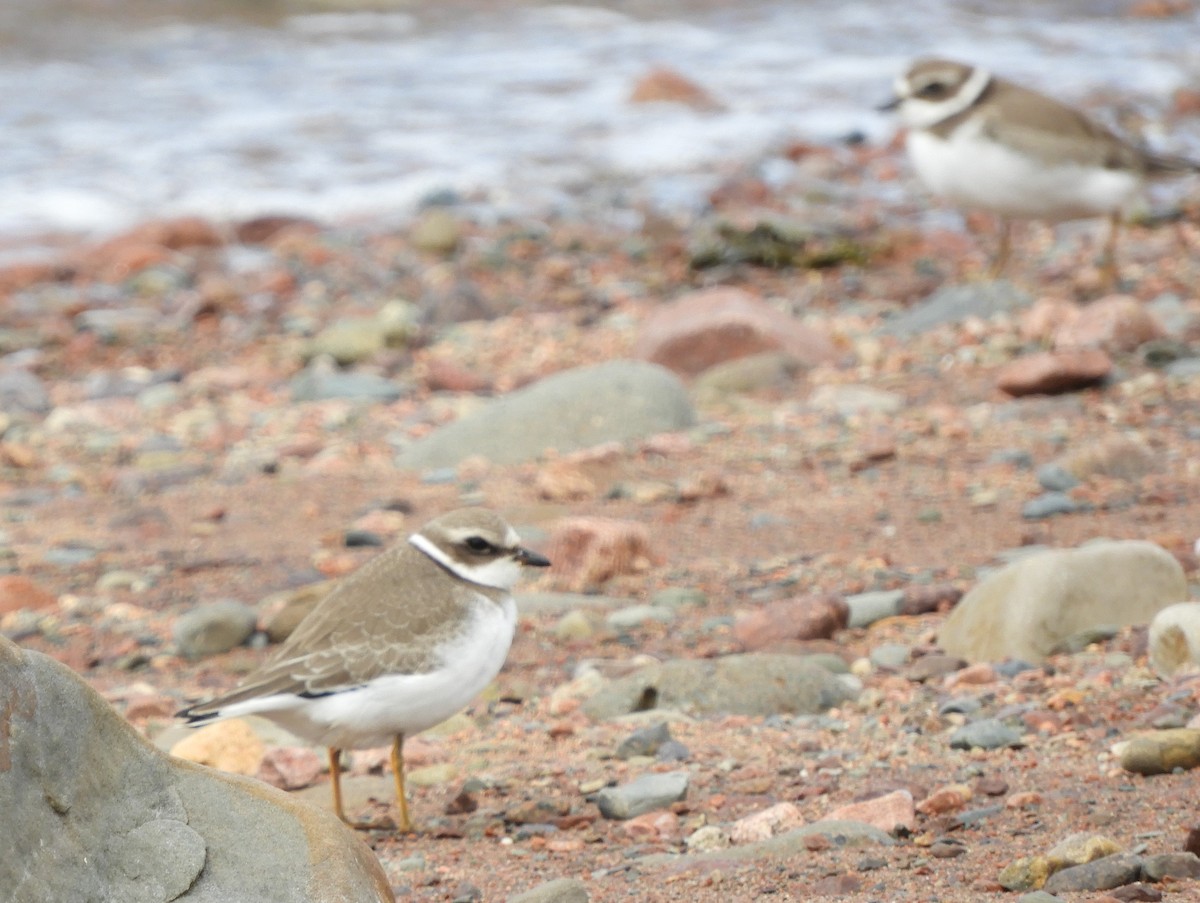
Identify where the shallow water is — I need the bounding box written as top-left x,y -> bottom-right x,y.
0,0 -> 1197,242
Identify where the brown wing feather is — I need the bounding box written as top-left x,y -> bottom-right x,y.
183,542 -> 507,715
980,80 -> 1149,172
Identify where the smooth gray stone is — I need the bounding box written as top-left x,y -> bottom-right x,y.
869,643 -> 913,670
395,360 -> 695,469
0,637 -> 392,903
1036,463 -> 1080,492
290,368 -> 406,403
1021,492 -> 1080,519
1140,851 -> 1200,881
845,590 -> 904,628
582,653 -> 856,721
595,771 -> 689,820
173,600 -> 258,658
949,718 -> 1023,751
879,280 -> 1032,338
1043,853 -> 1143,893
507,877 -> 590,903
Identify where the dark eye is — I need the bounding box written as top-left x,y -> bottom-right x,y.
465,536 -> 493,554
916,81 -> 949,100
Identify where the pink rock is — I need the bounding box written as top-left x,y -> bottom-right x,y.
733,593 -> 849,651
258,746 -> 324,790
946,662 -> 997,687
635,287 -> 838,377
622,810 -> 681,841
1019,298 -> 1079,343
1054,295 -> 1166,352
996,349 -> 1112,397
1005,791 -> 1044,809
822,789 -> 915,833
0,575 -> 58,616
546,517 -> 659,591
916,783 -> 973,816
123,694 -> 178,721
729,801 -> 805,844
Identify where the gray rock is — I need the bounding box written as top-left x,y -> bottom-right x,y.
594,771 -> 689,820
880,280 -> 1033,338
174,600 -> 258,658
507,877 -> 589,903
938,696 -> 983,716
1016,893 -> 1061,903
0,637 -> 392,903
290,366 -> 406,403
1164,357 -> 1200,378
1036,463 -> 1080,492
939,540 -> 1186,663
582,653 -> 855,721
949,718 -> 1024,751
1043,852 -> 1143,893
693,351 -> 801,395
605,604 -> 675,630
1021,492 -> 1082,519
845,590 -> 904,628
1141,851 -> 1200,881
615,722 -> 672,760
0,368 -> 50,414
869,643 -> 913,670
395,360 -> 695,469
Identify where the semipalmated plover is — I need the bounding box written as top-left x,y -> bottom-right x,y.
179,508 -> 550,832
882,58 -> 1199,279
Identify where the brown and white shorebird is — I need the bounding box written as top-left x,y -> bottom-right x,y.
179,508 -> 550,832
881,57 -> 1200,280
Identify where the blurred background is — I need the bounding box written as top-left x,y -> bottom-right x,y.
1,0 -> 1198,252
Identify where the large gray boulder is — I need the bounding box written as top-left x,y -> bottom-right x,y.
939,541 -> 1187,663
394,360 -> 695,469
581,653 -> 855,721
0,637 -> 393,903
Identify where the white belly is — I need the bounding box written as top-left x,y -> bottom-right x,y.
224,595 -> 518,750
907,124 -> 1143,221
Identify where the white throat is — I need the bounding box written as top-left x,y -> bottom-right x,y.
409,532 -> 522,591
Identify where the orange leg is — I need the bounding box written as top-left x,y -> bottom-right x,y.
328,746 -> 347,823
391,733 -> 413,833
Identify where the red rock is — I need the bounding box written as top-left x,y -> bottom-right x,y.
423,358 -> 492,393
123,216 -> 225,250
546,517 -> 659,590
729,802 -> 805,843
1005,791 -> 1044,809
0,261 -> 71,294
622,810 -> 681,842
635,287 -> 838,377
235,215 -> 320,245
900,584 -> 962,616
1054,295 -> 1166,352
996,349 -> 1112,396
257,746 -> 324,790
946,662 -> 997,687
733,593 -> 848,651
629,66 -> 720,110
0,575 -> 58,615
916,784 -> 972,815
822,789 -> 915,833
